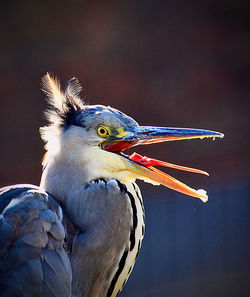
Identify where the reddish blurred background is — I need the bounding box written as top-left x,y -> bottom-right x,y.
0,1 -> 249,296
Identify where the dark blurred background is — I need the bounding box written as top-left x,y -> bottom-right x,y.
1,1 -> 249,296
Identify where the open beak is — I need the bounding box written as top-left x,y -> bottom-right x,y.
103,126 -> 224,202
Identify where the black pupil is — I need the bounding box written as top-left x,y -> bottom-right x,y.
100,128 -> 106,134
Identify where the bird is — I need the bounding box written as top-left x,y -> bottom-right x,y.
0,73 -> 223,297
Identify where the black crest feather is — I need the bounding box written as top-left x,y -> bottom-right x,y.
41,73 -> 85,128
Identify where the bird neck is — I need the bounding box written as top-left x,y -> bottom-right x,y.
40,151 -> 88,204
40,143 -> 140,204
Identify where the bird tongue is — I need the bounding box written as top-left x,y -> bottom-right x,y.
129,153 -> 209,175
128,152 -> 209,202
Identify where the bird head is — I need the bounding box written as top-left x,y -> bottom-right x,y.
41,73 -> 223,202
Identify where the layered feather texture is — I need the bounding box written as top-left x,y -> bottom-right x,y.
40,73 -> 85,149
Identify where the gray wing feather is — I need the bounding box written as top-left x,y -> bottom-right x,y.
0,185 -> 72,297
65,179 -> 133,297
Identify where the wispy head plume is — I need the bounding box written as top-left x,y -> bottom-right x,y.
41,73 -> 85,126
40,73 -> 85,147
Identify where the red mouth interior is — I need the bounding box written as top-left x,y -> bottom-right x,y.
103,141 -> 137,153
104,141 -> 208,176
129,153 -> 209,175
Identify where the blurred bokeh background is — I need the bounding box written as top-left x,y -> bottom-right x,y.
1,1 -> 249,296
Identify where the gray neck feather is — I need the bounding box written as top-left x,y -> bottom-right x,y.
40,155 -> 87,205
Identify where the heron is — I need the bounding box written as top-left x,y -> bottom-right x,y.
0,74 -> 223,297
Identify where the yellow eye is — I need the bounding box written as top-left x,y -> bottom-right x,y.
97,126 -> 109,137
